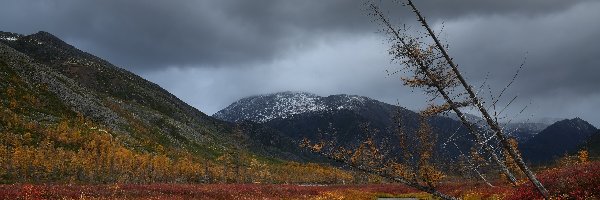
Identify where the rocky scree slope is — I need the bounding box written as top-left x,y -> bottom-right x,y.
0,31 -> 312,162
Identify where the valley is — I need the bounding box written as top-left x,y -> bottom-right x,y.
1,12 -> 599,198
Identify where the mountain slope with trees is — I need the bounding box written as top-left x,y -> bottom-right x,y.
0,31 -> 349,184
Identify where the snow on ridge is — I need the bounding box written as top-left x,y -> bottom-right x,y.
260,92 -> 327,122
265,92 -> 374,121
215,92 -> 378,123
0,36 -> 18,41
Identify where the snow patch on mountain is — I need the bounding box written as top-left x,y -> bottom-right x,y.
214,91 -> 374,123
0,36 -> 17,41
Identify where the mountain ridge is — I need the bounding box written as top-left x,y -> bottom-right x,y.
521,117 -> 598,164
1,30 -> 326,168
214,91 -> 478,171
213,91 -> 410,123
216,91 -> 599,167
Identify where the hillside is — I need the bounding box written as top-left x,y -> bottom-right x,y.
521,118 -> 598,164
0,31 -> 349,184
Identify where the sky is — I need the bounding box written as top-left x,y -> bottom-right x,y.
1,0 -> 598,126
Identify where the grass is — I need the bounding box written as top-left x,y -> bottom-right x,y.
0,161 -> 598,199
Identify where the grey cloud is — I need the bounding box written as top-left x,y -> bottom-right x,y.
426,2 -> 600,126
0,0 -> 593,71
141,34 -> 427,115
1,0 -> 373,70
440,2 -> 600,98
0,0 -> 598,126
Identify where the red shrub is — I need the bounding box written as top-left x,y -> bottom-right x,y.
507,161 -> 600,200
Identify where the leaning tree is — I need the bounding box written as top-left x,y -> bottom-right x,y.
366,0 -> 550,199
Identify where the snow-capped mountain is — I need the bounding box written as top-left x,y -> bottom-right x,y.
214,91 -> 476,163
213,91 -> 388,123
215,92 -> 600,165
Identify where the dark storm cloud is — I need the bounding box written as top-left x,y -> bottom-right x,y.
1,0 -> 372,70
439,5 -> 600,98
0,0 -> 593,71
428,3 -> 600,126
0,0 -> 598,125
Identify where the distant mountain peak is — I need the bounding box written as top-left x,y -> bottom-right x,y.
213,91 -> 383,123
30,31 -> 57,38
521,117 -> 598,164
550,118 -> 596,132
0,31 -> 67,46
1,30 -> 113,68
267,91 -> 320,100
25,31 -> 74,49
273,91 -> 316,95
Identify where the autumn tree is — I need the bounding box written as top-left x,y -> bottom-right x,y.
300,117 -> 457,199
368,0 -> 549,198
578,149 -> 589,163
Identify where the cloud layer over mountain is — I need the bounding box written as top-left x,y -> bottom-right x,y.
1,0 -> 598,125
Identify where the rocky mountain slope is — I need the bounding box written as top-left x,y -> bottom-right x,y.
0,31 -> 318,165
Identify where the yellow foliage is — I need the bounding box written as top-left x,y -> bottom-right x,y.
578,150 -> 589,163
0,104 -> 357,184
